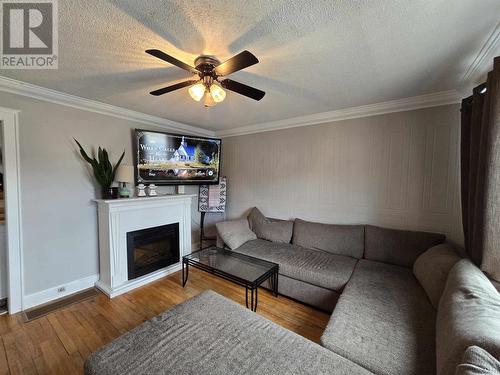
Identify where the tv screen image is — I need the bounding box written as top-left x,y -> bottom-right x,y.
134,130 -> 221,185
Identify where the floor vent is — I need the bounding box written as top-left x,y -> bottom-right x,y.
23,288 -> 100,322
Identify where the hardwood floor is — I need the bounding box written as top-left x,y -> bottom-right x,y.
0,268 -> 330,375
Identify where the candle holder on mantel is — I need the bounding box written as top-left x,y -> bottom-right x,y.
137,184 -> 146,197
147,184 -> 158,196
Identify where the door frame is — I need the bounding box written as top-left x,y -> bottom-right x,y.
0,106 -> 23,313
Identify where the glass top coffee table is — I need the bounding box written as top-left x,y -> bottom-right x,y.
182,246 -> 279,312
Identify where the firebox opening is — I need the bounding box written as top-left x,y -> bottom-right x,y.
126,223 -> 180,280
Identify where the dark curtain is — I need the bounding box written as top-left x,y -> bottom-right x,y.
460,56 -> 500,281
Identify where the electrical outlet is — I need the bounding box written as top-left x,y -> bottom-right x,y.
57,286 -> 66,293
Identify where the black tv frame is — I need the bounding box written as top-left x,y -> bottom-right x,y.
133,129 -> 222,186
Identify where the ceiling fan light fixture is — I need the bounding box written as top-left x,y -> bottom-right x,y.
188,82 -> 205,102
209,83 -> 226,103
203,91 -> 216,107
146,49 -> 265,104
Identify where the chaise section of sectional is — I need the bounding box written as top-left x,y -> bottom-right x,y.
85,290 -> 374,375
320,259 -> 437,375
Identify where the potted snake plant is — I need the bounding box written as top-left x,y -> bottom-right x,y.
74,139 -> 125,199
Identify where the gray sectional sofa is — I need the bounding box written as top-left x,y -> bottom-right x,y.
214,208 -> 500,375
85,208 -> 500,375
231,216 -> 445,313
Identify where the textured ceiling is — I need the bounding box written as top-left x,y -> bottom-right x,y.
1,0 -> 499,131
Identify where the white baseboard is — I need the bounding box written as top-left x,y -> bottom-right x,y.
23,243 -> 200,310
23,274 -> 99,310
23,244 -> 200,310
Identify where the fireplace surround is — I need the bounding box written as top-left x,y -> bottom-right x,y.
94,195 -> 195,297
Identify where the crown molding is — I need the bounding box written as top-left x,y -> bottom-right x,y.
0,76 -> 215,137
461,21 -> 500,86
0,77 -> 462,139
216,90 -> 462,138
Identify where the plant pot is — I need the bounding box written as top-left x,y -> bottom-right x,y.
102,187 -> 119,199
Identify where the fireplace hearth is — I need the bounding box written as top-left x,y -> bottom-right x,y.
127,223 -> 180,280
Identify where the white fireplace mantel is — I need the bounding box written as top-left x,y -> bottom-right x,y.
94,194 -> 195,298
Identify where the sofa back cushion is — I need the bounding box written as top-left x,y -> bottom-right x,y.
247,207 -> 293,243
215,219 -> 257,250
413,243 -> 462,308
254,220 -> 294,244
247,207 -> 267,231
292,219 -> 364,259
436,259 -> 500,375
364,225 -> 445,267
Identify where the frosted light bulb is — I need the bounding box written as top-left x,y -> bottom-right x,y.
209,83 -> 226,103
188,83 -> 205,101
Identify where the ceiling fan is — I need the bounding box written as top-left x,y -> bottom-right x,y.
145,49 -> 265,107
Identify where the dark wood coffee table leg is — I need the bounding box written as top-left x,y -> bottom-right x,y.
245,286 -> 258,312
253,287 -> 258,312
268,270 -> 279,297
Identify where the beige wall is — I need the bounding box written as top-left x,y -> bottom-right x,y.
222,104 -> 463,245
0,91 -> 202,296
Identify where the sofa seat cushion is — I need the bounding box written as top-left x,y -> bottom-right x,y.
436,259 -> 500,375
272,274 -> 340,313
85,290 -> 373,375
321,259 -> 436,375
234,239 -> 357,292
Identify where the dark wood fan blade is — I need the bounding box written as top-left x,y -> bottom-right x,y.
215,51 -> 259,76
220,79 -> 265,101
150,80 -> 199,96
146,49 -> 199,74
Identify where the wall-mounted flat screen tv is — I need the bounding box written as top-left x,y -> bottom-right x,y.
134,129 -> 222,185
